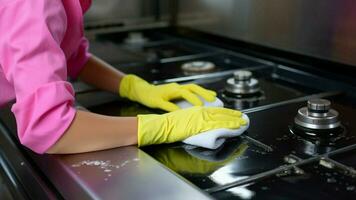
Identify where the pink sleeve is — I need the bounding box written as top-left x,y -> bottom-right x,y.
67,36 -> 91,79
0,0 -> 76,153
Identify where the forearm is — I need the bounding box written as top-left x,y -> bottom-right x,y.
79,55 -> 126,93
47,110 -> 138,154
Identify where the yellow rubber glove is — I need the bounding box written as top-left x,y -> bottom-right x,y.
137,106 -> 247,146
119,74 -> 217,112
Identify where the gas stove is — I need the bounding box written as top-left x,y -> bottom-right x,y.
80,30 -> 356,199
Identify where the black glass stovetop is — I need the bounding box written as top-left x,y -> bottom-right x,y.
211,160 -> 356,200
142,94 -> 356,197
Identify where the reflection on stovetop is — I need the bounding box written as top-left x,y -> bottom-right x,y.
211,160 -> 356,200
142,94 -> 356,193
142,138 -> 277,190
89,100 -> 165,117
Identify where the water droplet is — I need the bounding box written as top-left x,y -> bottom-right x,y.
284,156 -> 297,164
346,186 -> 355,191
104,169 -> 112,173
294,167 -> 304,175
319,159 -> 335,169
327,178 -> 336,183
261,186 -> 269,190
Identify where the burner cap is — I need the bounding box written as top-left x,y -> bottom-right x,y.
181,61 -> 215,72
234,70 -> 252,81
294,99 -> 340,130
225,70 -> 260,95
124,32 -> 148,45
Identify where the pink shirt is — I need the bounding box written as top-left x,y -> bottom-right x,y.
0,0 -> 92,153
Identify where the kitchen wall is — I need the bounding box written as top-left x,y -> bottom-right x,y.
84,0 -> 170,27
177,0 -> 356,66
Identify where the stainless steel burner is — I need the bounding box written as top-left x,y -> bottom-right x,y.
181,61 -> 215,73
225,70 -> 260,95
294,99 -> 341,130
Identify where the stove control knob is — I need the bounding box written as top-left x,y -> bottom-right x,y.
234,70 -> 252,82
307,99 -> 331,113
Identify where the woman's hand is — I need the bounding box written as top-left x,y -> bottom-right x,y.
137,106 -> 247,146
119,74 -> 216,112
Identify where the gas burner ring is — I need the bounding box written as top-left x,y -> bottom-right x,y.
181,61 -> 216,72
294,108 -> 340,130
294,99 -> 341,130
225,70 -> 261,95
290,99 -> 346,144
289,124 -> 347,146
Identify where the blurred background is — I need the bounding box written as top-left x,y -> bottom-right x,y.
85,0 -> 356,67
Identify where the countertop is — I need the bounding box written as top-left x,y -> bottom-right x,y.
0,103 -> 212,199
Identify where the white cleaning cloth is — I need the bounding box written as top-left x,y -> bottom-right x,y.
183,114 -> 249,149
176,97 -> 250,149
176,97 -> 224,108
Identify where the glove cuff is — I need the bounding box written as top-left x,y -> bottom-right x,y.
137,114 -> 167,147
119,74 -> 146,99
